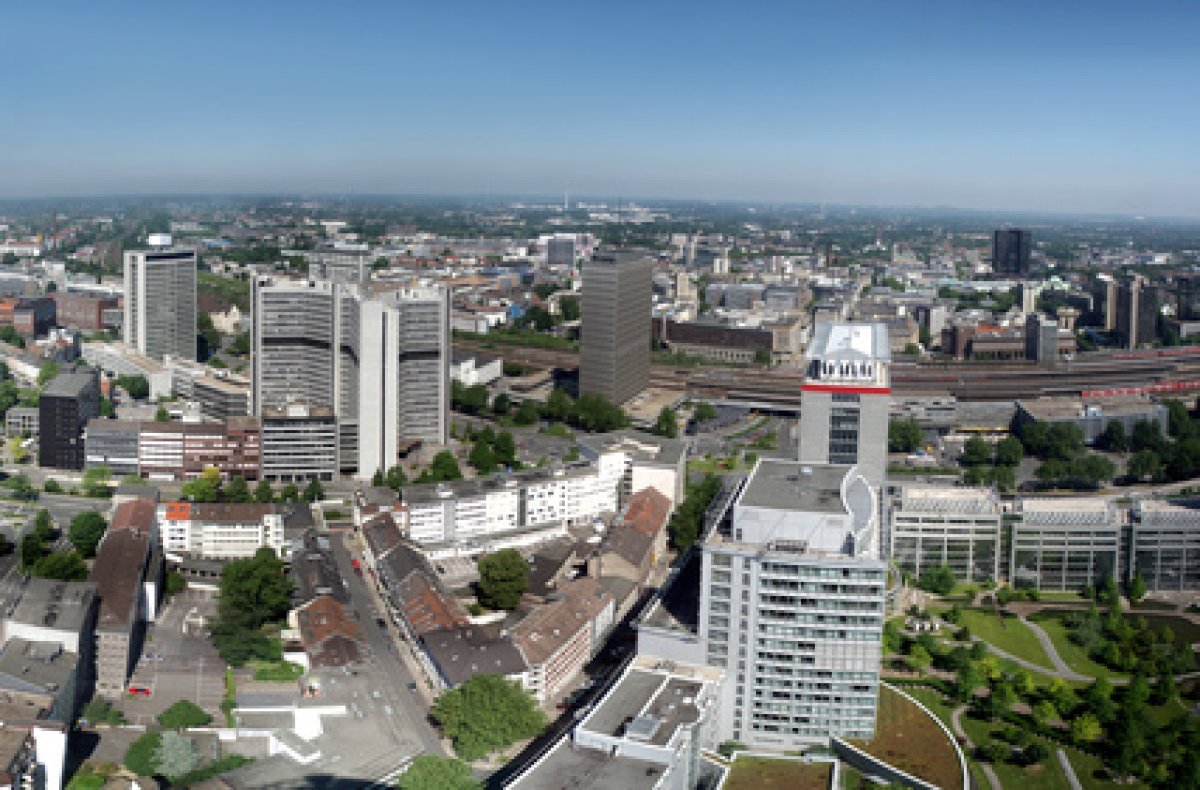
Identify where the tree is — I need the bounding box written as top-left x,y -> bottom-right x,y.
385,465 -> 408,490
37,361 -> 59,387
1022,741 -> 1050,766
68,511 -> 107,557
211,548 -> 293,665
559,295 -> 580,322
961,436 -> 992,467
476,549 -> 528,610
573,393 -> 628,432
452,382 -> 490,414
279,484 -> 300,503
181,467 -> 221,503
123,732 -> 162,776
1070,712 -> 1102,743
668,474 -> 721,550
155,405 -> 171,422
888,418 -> 922,453
1099,420 -> 1129,453
32,551 -> 88,581
253,479 -> 274,503
469,441 -> 497,475
431,674 -> 547,761
157,700 -> 213,729
955,664 -> 984,702
20,533 -> 46,569
115,374 -> 150,400
916,565 -> 956,596
653,407 -> 679,439
492,393 -> 511,416
43,479 -> 62,494
694,402 -> 718,422
303,477 -> 324,503
166,570 -> 186,595
1127,450 -> 1163,483
1131,419 -> 1167,455
538,389 -> 572,424
513,399 -> 540,426
421,451 -> 462,483
397,755 -> 481,790
1128,571 -> 1147,604
82,465 -> 112,498
224,476 -> 251,503
152,731 -> 200,779
493,432 -> 517,467
908,644 -> 932,675
994,436 -> 1024,467
99,397 -> 116,418
372,469 -> 385,486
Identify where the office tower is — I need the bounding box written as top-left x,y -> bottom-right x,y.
546,235 -> 576,268
580,251 -> 652,405
123,237 -> 197,361
798,322 -> 891,497
1116,275 -> 1160,349
1092,275 -> 1118,331
1025,313 -> 1060,366
252,277 -> 449,479
699,460 -> 886,748
992,229 -> 1032,276
1177,274 -> 1200,321
39,369 -> 101,469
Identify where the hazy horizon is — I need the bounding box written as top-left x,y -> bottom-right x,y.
3,1 -> 1198,217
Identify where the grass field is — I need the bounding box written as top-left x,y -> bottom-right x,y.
958,609 -> 1055,669
852,686 -> 963,790
723,756 -> 831,790
955,712 -> 1073,790
1028,612 -> 1120,680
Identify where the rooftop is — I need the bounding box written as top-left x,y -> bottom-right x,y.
512,577 -> 613,668
0,639 -> 79,700
620,488 -> 672,538
402,461 -> 600,506
807,322 -> 890,363
89,530 -> 150,631
420,627 -> 527,686
508,737 -> 666,790
896,484 -> 1001,514
111,498 -> 157,536
7,578 -> 97,636
577,429 -> 687,467
737,460 -> 851,514
41,370 -> 97,399
1018,395 -> 1164,421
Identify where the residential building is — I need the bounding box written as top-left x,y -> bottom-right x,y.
400,463 -> 617,551
420,627 -> 528,692
4,407 -> 37,438
699,460 -> 886,748
992,229 -> 1031,276
580,251 -> 652,405
0,728 -> 35,790
39,369 -> 100,470
889,484 -> 1002,583
294,595 -> 368,668
89,528 -> 158,699
1010,498 -> 1122,592
1130,499 -> 1200,592
158,502 -> 308,561
578,429 -> 688,508
123,242 -> 197,361
798,322 -> 891,497
511,577 -> 615,702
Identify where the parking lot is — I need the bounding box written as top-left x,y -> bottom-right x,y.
119,589 -> 227,725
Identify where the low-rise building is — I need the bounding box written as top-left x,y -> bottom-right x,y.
158,502 -> 309,561
1015,395 -> 1169,447
260,405 -> 338,483
294,595 -> 367,669
0,639 -> 82,727
450,350 -> 502,386
1130,499 -> 1200,592
86,418 -> 262,480
2,579 -> 98,657
53,293 -> 119,333
578,429 -> 687,508
4,406 -> 37,438
1010,498 -> 1123,592
889,484 -> 1003,583
166,357 -> 252,421
512,577 -> 615,702
80,342 -> 172,400
420,626 -> 528,692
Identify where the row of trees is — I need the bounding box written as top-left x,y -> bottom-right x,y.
466,426 -> 518,475
668,474 -> 722,550
1018,421 -> 1115,489
179,468 -> 323,505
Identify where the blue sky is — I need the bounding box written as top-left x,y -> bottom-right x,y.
2,1 -> 1198,215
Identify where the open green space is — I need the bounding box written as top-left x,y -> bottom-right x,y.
955,712 -> 1072,790
903,687 -> 993,790
957,609 -> 1054,670
851,686 -> 963,790
723,756 -> 831,790
251,660 -> 305,682
1028,612 -> 1121,680
1066,749 -> 1129,790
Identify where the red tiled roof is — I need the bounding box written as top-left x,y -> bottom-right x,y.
620,488 -> 672,539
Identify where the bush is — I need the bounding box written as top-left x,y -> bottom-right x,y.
123,732 -> 162,776
158,699 -> 213,729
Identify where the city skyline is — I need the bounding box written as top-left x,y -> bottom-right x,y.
3,1 -> 1199,217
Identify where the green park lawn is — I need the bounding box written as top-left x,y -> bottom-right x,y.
723,756 -> 831,790
1028,613 -> 1120,680
955,712 -> 1072,790
904,687 -> 992,790
957,609 -> 1054,670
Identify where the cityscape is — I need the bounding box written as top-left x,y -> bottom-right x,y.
2,4 -> 1200,790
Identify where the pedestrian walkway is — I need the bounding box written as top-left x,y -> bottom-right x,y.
950,704 -> 1001,790
1058,748 -> 1083,790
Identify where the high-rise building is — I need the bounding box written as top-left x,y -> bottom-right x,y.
698,460 -> 886,748
546,235 -> 576,268
251,277 -> 449,479
123,239 -> 197,361
1116,275 -> 1160,349
798,322 -> 891,497
580,251 -> 651,405
39,369 -> 101,470
1176,274 -> 1200,322
1025,313 -> 1060,367
992,229 -> 1031,276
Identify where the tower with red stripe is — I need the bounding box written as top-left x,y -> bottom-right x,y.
798,322 -> 891,510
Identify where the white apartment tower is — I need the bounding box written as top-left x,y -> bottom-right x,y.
798,322 -> 891,497
252,277 -> 449,479
123,237 -> 197,361
698,460 -> 886,748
